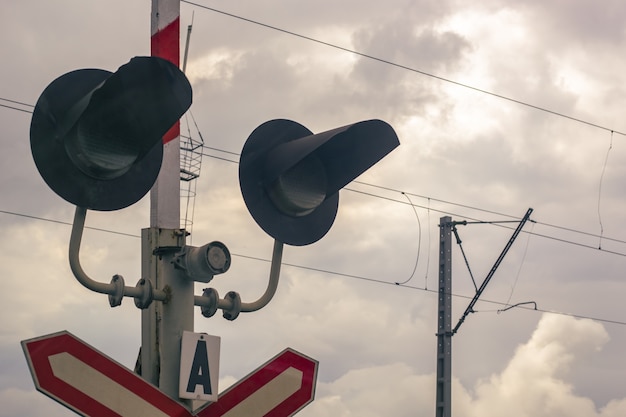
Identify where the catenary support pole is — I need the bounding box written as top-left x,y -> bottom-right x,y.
434,208 -> 533,417
435,216 -> 453,417
142,0 -> 193,404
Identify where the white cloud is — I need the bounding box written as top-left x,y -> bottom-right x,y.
466,314 -> 610,417
300,314 -> 623,417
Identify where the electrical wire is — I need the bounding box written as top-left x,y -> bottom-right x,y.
0,102 -> 32,113
2,55 -> 626,252
199,151 -> 239,164
1,207 -> 625,327
0,209 -> 139,238
198,149 -> 626,257
6,3 -> 623,137
597,130 -> 614,250
349,181 -> 626,248
424,198 -> 432,290
0,97 -> 34,113
394,192 -> 421,285
6,88 -> 614,258
504,221 -> 534,307
0,97 -> 34,107
234,251 -> 626,327
181,0 -> 626,137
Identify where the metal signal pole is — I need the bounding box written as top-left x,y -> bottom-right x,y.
142,0 -> 192,401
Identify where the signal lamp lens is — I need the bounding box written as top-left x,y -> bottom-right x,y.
268,154 -> 327,217
66,112 -> 140,180
207,244 -> 229,272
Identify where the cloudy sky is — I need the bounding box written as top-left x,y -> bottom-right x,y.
2,0 -> 626,416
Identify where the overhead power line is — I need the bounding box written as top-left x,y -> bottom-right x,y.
234,251 -> 626,328
0,103 -> 32,113
3,5 -> 625,135
355,181 -> 626,249
0,97 -> 34,108
1,92 -> 618,254
1,207 -> 625,327
0,209 -> 139,238
181,0 -> 626,137
199,147 -> 626,257
0,97 -> 34,113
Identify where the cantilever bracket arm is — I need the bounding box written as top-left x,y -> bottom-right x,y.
68,206 -> 168,307
452,207 -> 534,335
194,239 -> 284,320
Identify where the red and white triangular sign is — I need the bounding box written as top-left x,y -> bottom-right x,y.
196,348 -> 318,417
22,331 -> 318,417
22,331 -> 191,417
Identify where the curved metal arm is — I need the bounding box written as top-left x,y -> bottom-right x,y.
69,206 -> 167,303
239,239 -> 283,312
194,239 -> 284,315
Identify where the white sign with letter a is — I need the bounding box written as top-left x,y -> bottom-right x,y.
179,331 -> 220,402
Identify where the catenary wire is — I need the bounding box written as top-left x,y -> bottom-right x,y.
0,209 -> 139,238
2,71 -> 626,249
198,148 -> 626,257
504,221 -> 534,307
6,94 -> 621,253
0,97 -> 34,107
394,192 -> 421,285
1,126 -> 609,260
233,251 -> 626,327
6,3 -> 622,138
352,187 -> 626,257
180,0 -> 626,137
1,207 -> 625,327
0,102 -> 32,113
352,180 -> 626,247
424,198 -> 432,289
0,97 -> 34,113
597,131 -> 614,249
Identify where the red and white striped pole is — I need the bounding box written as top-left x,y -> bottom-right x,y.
142,0 -> 194,403
150,0 -> 181,228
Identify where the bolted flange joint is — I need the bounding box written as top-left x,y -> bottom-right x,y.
133,278 -> 154,309
223,291 -> 241,321
108,274 -> 125,307
200,288 -> 219,318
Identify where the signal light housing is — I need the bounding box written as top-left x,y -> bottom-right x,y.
30,56 -> 192,211
239,119 -> 399,246
173,241 -> 232,283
